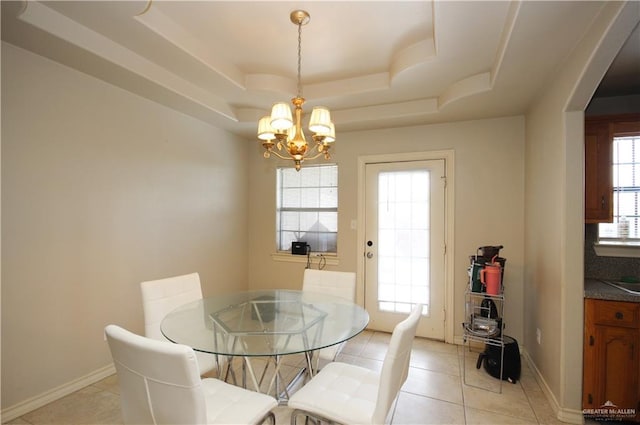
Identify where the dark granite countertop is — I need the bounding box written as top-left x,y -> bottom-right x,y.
585,278 -> 640,302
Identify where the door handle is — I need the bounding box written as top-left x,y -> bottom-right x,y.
366,252 -> 374,259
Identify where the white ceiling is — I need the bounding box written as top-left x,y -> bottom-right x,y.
2,1 -> 638,140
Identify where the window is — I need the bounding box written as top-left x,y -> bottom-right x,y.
599,135 -> 640,242
276,164 -> 338,253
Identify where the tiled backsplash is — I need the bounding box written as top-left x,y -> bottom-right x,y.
584,224 -> 640,280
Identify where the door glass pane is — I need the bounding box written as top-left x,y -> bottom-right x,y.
377,170 -> 431,314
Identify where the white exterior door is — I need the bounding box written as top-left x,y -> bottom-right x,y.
364,159 -> 446,339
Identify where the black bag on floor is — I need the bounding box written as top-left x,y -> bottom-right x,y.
476,335 -> 521,383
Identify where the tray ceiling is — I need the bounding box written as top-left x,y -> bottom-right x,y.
2,1 -> 637,139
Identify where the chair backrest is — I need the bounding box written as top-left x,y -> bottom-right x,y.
105,324 -> 207,425
302,269 -> 356,301
372,304 -> 422,424
140,273 -> 202,341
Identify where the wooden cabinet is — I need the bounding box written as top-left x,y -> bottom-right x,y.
583,298 -> 640,422
584,118 -> 612,223
584,114 -> 640,223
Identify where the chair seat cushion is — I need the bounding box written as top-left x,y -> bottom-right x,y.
288,362 -> 380,424
202,378 -> 277,424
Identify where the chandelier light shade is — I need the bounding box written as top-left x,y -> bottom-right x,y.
309,107 -> 332,133
258,10 -> 336,171
257,116 -> 275,141
270,102 -> 294,131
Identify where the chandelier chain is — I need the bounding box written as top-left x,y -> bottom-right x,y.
297,21 -> 303,98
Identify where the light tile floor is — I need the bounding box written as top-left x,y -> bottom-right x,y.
5,330 -> 567,425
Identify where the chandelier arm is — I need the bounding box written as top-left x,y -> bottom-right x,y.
267,150 -> 295,161
304,150 -> 329,161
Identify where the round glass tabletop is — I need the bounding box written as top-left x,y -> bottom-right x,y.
161,289 -> 369,357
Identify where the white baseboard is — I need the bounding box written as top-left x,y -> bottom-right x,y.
522,349 -> 583,424
1,363 -> 116,423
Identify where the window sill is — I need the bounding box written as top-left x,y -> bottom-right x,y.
593,241 -> 640,258
271,252 -> 340,266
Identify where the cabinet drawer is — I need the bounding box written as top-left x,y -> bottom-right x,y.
590,299 -> 640,328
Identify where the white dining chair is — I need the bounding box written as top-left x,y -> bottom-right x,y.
140,272 -> 219,376
302,269 -> 356,370
105,324 -> 277,425
288,304 -> 422,425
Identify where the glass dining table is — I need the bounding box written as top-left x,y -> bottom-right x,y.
161,289 -> 369,402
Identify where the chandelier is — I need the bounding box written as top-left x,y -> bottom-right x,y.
257,10 -> 335,171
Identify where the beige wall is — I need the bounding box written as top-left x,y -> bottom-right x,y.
3,1 -> 635,418
1,43 -> 250,409
524,1 -> 639,422
247,116 -> 526,344
524,98 -> 566,409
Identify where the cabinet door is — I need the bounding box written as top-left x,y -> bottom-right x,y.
598,325 -> 638,410
584,323 -> 639,417
584,299 -> 640,421
584,119 -> 612,223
